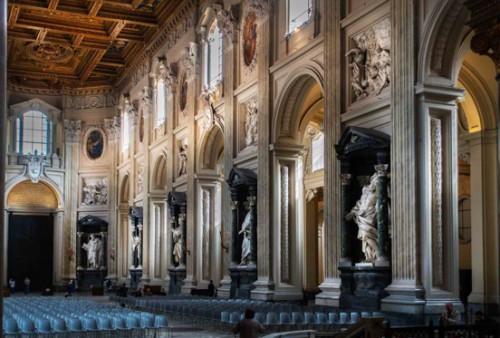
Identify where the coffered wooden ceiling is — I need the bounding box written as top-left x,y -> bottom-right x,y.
7,0 -> 187,90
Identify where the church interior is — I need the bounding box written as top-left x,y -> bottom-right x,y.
1,0 -> 500,335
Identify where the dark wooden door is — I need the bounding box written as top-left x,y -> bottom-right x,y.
8,214 -> 54,292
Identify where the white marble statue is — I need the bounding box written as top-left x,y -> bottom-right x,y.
172,226 -> 183,264
82,234 -> 102,269
238,210 -> 252,265
178,144 -> 188,176
244,100 -> 258,146
346,173 -> 378,262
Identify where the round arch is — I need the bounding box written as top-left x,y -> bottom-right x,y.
120,174 -> 130,204
198,125 -> 224,171
151,152 -> 168,190
273,67 -> 324,144
5,178 -> 63,210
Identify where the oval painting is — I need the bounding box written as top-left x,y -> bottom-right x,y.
243,11 -> 257,67
86,130 -> 104,160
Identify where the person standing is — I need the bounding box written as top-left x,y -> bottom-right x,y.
23,277 -> 30,295
233,308 -> 265,338
9,278 -> 16,294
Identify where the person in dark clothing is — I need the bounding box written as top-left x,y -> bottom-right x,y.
233,308 -> 265,338
208,280 -> 215,297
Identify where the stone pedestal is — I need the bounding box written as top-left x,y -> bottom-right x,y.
129,269 -> 142,290
76,269 -> 106,291
168,267 -> 186,295
339,265 -> 391,311
229,265 -> 257,299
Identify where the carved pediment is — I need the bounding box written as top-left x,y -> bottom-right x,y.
226,168 -> 257,188
77,215 -> 108,233
335,127 -> 390,160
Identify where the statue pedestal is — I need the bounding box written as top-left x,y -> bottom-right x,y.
168,267 -> 186,295
339,265 -> 391,311
129,269 -> 142,290
229,264 -> 257,299
76,269 -> 107,291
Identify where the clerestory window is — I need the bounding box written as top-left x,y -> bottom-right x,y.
157,80 -> 166,127
204,22 -> 223,91
287,0 -> 312,35
16,110 -> 51,155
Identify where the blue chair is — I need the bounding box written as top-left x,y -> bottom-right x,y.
35,318 -> 52,333
229,312 -> 240,325
51,318 -> 68,332
304,312 -> 316,325
126,315 -> 141,329
339,312 -> 349,325
328,312 -> 338,325
373,311 -> 384,317
361,311 -> 371,318
141,315 -> 155,328
4,318 -> 19,334
279,312 -> 291,325
112,316 -> 128,330
154,315 -> 169,328
100,317 -> 114,330
67,318 -> 84,332
350,312 -> 360,323
81,317 -> 98,330
19,318 -> 36,333
254,312 -> 266,325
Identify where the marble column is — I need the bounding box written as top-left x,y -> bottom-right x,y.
340,174 -> 353,265
170,216 -> 176,267
316,0 -> 342,307
178,212 -> 186,268
137,222 -> 143,269
0,1 -> 6,322
77,232 -> 84,270
100,231 -> 107,269
375,164 -> 390,266
381,0 -> 425,314
230,201 -> 239,265
248,196 -> 257,265
129,222 -> 136,269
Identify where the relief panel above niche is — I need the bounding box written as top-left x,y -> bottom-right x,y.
346,17 -> 391,105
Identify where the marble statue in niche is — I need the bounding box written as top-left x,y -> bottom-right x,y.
177,143 -> 188,176
346,173 -> 378,262
239,210 -> 252,265
346,18 -> 391,101
137,164 -> 144,194
82,234 -> 102,269
244,99 -> 258,146
172,226 -> 183,264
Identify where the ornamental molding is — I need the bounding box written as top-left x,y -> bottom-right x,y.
20,151 -> 51,183
115,1 -> 196,91
140,86 -> 152,117
217,6 -> 240,47
431,118 -> 444,288
180,42 -> 200,81
104,117 -> 120,141
123,94 -> 139,126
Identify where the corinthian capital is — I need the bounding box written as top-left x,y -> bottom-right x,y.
64,119 -> 82,143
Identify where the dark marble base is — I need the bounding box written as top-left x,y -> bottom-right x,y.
168,268 -> 186,295
339,264 -> 391,311
76,269 -> 107,291
229,265 -> 257,299
129,269 -> 142,290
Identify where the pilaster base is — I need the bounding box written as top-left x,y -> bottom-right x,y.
229,265 -> 257,299
217,276 -> 232,299
181,275 -> 197,294
381,282 -> 425,316
129,269 -> 142,290
273,288 -> 303,301
250,278 -> 274,301
339,265 -> 391,311
168,267 -> 186,295
315,278 -> 341,307
76,269 -> 107,291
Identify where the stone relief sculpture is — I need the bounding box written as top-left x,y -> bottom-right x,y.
346,173 -> 378,262
123,94 -> 138,125
239,210 -> 252,265
178,143 -> 188,176
245,99 -> 258,146
346,18 -> 391,101
140,86 -> 152,116
82,178 -> 108,206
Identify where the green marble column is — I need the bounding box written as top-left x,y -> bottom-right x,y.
375,164 -> 390,266
340,174 -> 353,265
230,201 -> 239,265
248,196 -> 257,265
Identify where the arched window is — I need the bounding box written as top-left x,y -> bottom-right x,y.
287,0 -> 312,35
157,80 -> 166,127
123,112 -> 130,151
16,110 -> 51,155
204,22 -> 223,90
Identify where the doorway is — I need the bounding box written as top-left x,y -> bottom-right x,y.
8,214 -> 54,292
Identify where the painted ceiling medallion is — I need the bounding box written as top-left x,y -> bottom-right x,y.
26,42 -> 74,63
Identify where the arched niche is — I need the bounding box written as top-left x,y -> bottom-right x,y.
120,175 -> 130,204
151,153 -> 168,190
199,125 -> 224,171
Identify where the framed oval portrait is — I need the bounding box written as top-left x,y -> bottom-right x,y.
85,129 -> 105,160
243,11 -> 257,67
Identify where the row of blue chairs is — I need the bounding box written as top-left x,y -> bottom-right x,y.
3,296 -> 169,335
